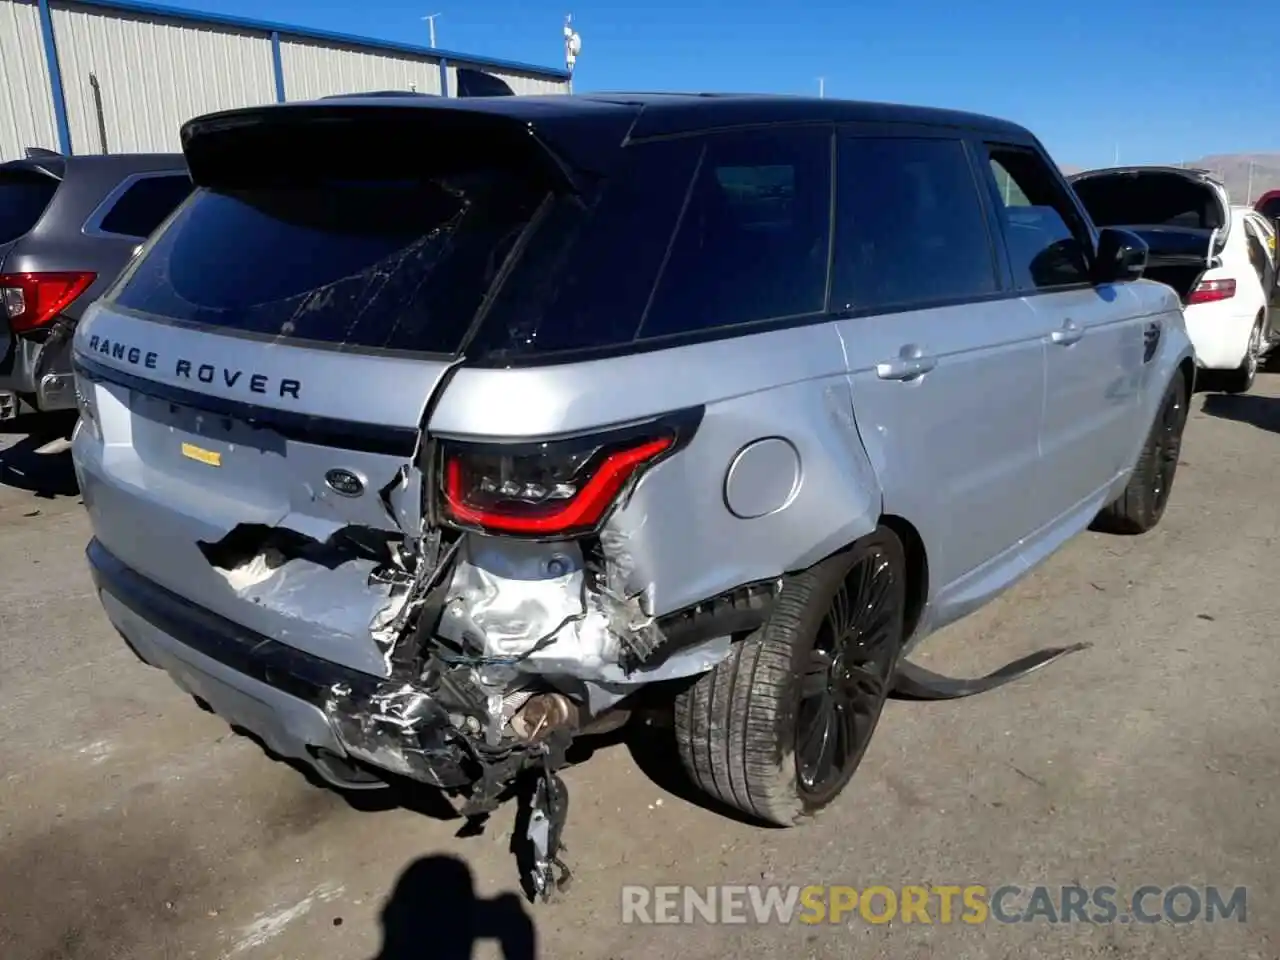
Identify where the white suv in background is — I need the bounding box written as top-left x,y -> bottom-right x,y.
1071,167 -> 1280,393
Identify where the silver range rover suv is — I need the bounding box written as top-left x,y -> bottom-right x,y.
72,93 -> 1194,897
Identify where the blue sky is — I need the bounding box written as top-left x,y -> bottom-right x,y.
166,0 -> 1277,169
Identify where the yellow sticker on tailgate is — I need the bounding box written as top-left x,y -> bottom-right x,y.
181,442 -> 222,467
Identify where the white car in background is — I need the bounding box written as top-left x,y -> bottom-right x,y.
1071,167 -> 1280,393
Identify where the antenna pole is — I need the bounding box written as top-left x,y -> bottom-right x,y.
422,12 -> 441,48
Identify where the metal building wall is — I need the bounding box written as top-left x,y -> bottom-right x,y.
447,63 -> 566,97
5,0 -> 569,160
49,1 -> 277,154
278,39 -> 443,100
0,0 -> 59,161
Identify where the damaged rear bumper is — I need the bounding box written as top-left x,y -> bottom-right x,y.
87,539 -> 472,790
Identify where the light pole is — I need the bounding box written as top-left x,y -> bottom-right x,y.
563,14 -> 582,93
421,12 -> 441,48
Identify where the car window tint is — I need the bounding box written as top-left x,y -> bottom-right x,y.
1243,220 -> 1268,277
98,175 -> 194,238
637,126 -> 832,339
467,126 -> 832,361
1258,196 -> 1280,221
0,169 -> 60,244
111,172 -> 548,355
466,136 -> 705,360
986,148 -> 1091,290
832,136 -> 998,311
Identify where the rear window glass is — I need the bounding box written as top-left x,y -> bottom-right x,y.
109,173 -> 547,355
1259,196 -> 1280,221
98,174 -> 193,238
468,125 -> 833,361
0,169 -> 59,244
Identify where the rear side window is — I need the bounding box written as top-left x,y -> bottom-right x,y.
1259,196 -> 1280,222
97,174 -> 193,238
469,126 -> 833,360
0,169 -> 59,244
984,147 -> 1092,291
1243,220 -> 1270,278
109,172 -> 548,355
831,136 -> 998,311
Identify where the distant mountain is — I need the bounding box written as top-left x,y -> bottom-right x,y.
1189,154 -> 1280,204
1059,154 -> 1280,204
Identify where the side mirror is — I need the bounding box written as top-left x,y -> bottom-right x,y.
1094,227 -> 1148,284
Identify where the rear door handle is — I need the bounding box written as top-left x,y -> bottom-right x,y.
876,352 -> 938,381
1049,319 -> 1083,345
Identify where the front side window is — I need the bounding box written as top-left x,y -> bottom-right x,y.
831,135 -> 998,311
984,147 -> 1092,291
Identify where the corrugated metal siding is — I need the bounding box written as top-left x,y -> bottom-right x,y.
0,0 -> 58,161
449,64 -> 568,97
49,1 -> 276,153
279,39 -> 442,100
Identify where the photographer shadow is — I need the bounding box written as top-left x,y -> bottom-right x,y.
371,854 -> 537,960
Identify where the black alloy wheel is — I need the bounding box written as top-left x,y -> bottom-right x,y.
794,541 -> 902,806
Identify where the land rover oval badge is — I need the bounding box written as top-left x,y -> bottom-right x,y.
325,468 -> 364,497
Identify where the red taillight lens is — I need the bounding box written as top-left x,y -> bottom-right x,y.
1187,278 -> 1235,305
0,271 -> 96,334
441,431 -> 678,537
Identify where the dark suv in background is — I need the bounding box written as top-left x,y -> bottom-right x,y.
0,149 -> 190,422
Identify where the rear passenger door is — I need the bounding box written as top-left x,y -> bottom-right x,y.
831,130 -> 1046,611
1243,216 -> 1280,344
979,143 -> 1145,530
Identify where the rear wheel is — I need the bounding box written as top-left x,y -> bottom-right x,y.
673,529 -> 906,825
1217,317 -> 1263,395
1094,372 -> 1188,535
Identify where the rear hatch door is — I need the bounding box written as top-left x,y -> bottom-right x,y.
1069,166 -> 1230,300
75,99 -> 631,675
0,158 -> 64,363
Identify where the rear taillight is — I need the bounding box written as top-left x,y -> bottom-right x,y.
439,410 -> 701,538
0,271 -> 96,334
1187,278 -> 1236,305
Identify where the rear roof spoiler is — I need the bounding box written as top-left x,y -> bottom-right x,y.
454,67 -> 515,97
179,100 -> 597,194
318,67 -> 517,101
24,146 -> 63,158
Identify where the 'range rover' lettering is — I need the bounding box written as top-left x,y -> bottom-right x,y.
87,335 -> 302,399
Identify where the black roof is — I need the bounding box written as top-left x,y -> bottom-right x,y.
189,91 -> 1033,144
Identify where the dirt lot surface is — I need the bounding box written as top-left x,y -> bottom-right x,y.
0,382 -> 1278,960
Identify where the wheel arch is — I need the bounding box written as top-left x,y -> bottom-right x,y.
878,514 -> 929,644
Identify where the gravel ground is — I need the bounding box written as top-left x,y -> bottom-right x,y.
0,380 -> 1277,960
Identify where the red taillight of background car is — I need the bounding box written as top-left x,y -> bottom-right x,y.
1187,278 -> 1235,305
0,271 -> 96,334
439,411 -> 703,538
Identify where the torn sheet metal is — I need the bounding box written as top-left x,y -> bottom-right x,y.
438,534 -> 733,684
324,680 -> 473,788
